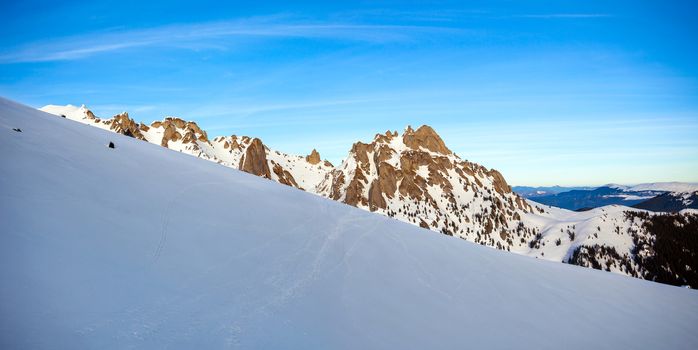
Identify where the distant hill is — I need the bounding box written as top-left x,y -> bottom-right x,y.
526,186 -> 660,211
523,183 -> 698,212
512,185 -> 595,198
634,191 -> 698,212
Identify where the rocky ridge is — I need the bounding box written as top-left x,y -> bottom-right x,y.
40,104 -> 333,191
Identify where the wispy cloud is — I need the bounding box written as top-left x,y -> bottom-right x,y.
336,9 -> 611,22
335,9 -> 493,23
189,96 -> 390,119
510,13 -> 611,19
337,9 -> 612,22
0,17 -> 459,63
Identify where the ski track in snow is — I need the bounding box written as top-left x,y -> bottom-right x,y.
153,181 -> 226,263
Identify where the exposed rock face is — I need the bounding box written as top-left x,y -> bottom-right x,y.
152,117 -> 208,148
306,149 -> 321,165
84,109 -> 97,120
368,179 -> 387,211
239,138 -> 271,179
107,112 -> 146,140
272,163 -> 300,188
488,169 -> 511,195
159,122 -> 181,147
403,125 -> 451,154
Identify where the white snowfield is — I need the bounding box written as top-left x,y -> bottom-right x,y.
1,97 -> 697,349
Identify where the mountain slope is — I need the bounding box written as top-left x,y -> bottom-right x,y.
37,103 -> 698,286
3,98 -> 697,348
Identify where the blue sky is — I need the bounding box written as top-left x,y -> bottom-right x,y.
1,1 -> 697,186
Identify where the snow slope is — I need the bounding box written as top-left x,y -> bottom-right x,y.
2,97 -> 698,349
521,204 -> 640,261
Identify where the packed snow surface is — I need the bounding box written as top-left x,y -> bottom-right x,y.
2,97 -> 698,349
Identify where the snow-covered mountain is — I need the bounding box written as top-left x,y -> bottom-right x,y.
4,97 -> 698,349
316,126 -> 535,247
38,103 -> 698,287
524,182 -> 698,212
609,182 -> 698,193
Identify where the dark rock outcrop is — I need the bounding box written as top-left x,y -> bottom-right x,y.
239,138 -> 271,179
306,149 -> 321,165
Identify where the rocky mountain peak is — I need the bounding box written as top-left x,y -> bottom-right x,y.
107,112 -> 146,140
402,124 -> 451,155
318,123 -> 533,243
306,149 -> 321,165
150,117 -> 209,147
373,130 -> 399,143
82,106 -> 98,120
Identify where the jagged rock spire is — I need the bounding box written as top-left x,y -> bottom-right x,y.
240,138 -> 271,179
306,149 -> 321,165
